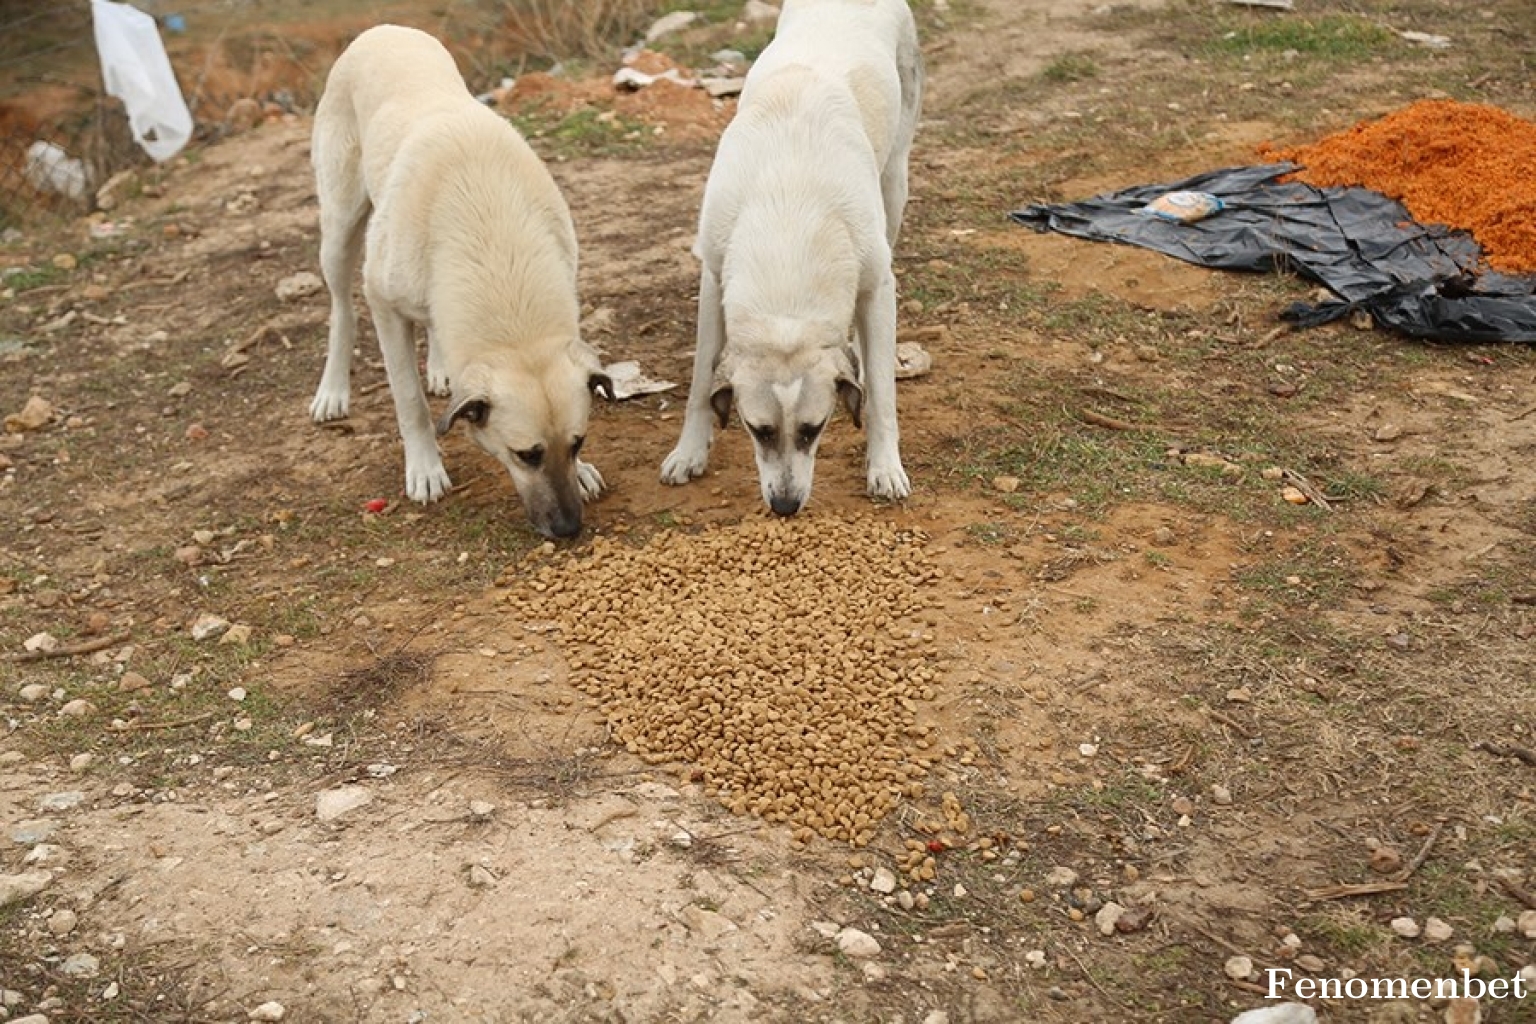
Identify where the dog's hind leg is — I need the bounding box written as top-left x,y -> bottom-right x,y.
660,264 -> 727,484
856,262 -> 910,501
309,138 -> 370,423
371,295 -> 451,503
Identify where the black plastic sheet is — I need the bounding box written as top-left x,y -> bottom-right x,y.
1010,163 -> 1536,343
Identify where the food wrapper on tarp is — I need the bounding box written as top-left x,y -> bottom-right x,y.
1011,163 -> 1536,343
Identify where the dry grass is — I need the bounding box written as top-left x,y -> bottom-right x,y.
495,0 -> 660,61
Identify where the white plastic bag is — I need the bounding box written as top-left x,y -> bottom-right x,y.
24,141 -> 90,200
91,0 -> 192,162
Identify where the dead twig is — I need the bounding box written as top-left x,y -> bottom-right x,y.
1304,881 -> 1409,901
7,633 -> 129,663
1394,820 -> 1445,882
1493,874 -> 1536,911
1208,709 -> 1254,739
1076,408 -> 1141,432
1280,469 -> 1333,511
1473,740 -> 1536,767
1510,403 -> 1536,422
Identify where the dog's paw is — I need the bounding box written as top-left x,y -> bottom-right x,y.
309,390 -> 350,423
404,461 -> 452,504
867,460 -> 911,502
577,459 -> 605,500
660,445 -> 708,486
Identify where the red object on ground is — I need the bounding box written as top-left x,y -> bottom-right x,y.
365,498 -> 388,514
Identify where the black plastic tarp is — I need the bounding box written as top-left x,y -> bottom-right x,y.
1010,163 -> 1536,343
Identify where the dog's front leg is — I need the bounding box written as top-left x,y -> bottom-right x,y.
857,266 -> 910,501
424,327 -> 451,397
371,297 -> 452,503
660,265 -> 726,485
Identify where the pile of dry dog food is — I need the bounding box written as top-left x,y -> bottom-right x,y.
1264,99 -> 1536,274
509,515 -> 944,847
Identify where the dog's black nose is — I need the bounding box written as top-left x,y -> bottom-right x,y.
769,494 -> 803,517
545,513 -> 582,539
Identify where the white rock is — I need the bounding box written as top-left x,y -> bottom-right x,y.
922,1012 -> 950,1024
1390,916 -> 1421,938
23,632 -> 58,652
1211,784 -> 1234,805
10,820 -> 55,845
466,865 -> 497,889
835,927 -> 881,958
47,908 -> 77,935
1423,916 -> 1454,942
1095,901 -> 1125,936
682,905 -> 738,940
869,867 -> 898,894
58,698 -> 94,718
1518,909 -> 1536,939
315,786 -> 372,822
1223,954 -> 1254,980
809,920 -> 840,939
249,1001 -> 286,1021
274,272 -> 321,302
742,0 -> 780,24
643,10 -> 697,42
861,962 -> 887,982
18,683 -> 49,701
59,952 -> 98,977
69,753 -> 92,772
1230,1004 -> 1317,1024
469,800 -> 496,818
39,791 -> 84,812
1024,949 -> 1047,969
1491,915 -> 1516,934
227,687 -> 247,702
190,613 -> 230,640
1045,866 -> 1079,887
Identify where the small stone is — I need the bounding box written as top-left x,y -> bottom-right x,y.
1389,916 -> 1421,938
1114,906 -> 1152,933
1442,998 -> 1480,1024
47,909 -> 78,935
248,1002 -> 286,1022
1261,466 -> 1285,480
1369,846 -> 1403,874
1171,795 -> 1195,816
1517,909 -> 1536,939
1295,954 -> 1325,972
1423,917 -> 1453,942
742,1 -> 780,25
1095,901 -> 1125,936
1225,687 -> 1253,704
1024,950 -> 1047,969
1152,526 -> 1176,546
275,272 -> 322,302
220,624 -> 253,646
190,614 -> 230,640
228,687 -> 247,702
1491,915 -> 1515,934
1281,485 -> 1309,505
24,631 -> 58,652
835,927 -> 881,958
1211,784 -> 1233,805
682,905 -> 738,940
118,671 -> 151,692
1224,954 -> 1254,980
1373,424 -> 1403,442
897,890 -> 914,910
59,952 -> 98,977
862,962 -> 888,982
469,800 -> 496,818
1078,743 -> 1098,758
9,820 -> 55,845
466,865 -> 497,889
58,699 -> 94,718
1045,866 -> 1078,887
1386,632 -> 1411,651
992,475 -> 1021,494
315,786 -> 372,822
869,867 -> 898,894
0,872 -> 52,908
19,683 -> 49,701
1019,888 -> 1036,903
39,791 -> 83,812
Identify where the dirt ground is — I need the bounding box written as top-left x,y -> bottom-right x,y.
1,1 -> 1534,1022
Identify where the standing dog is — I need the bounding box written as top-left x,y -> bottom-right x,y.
659,0 -> 923,515
309,25 -> 610,539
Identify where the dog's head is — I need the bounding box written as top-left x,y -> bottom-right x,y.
436,343 -> 612,539
711,326 -> 861,517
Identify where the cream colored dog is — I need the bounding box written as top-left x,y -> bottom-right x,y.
309,25 -> 610,539
660,0 -> 923,515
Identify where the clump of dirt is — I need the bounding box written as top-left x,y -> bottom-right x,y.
499,49 -> 735,140
1263,99 -> 1536,274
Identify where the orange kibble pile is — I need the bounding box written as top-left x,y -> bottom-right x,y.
1262,100 -> 1536,275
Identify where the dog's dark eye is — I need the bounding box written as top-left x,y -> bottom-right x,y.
571,435 -> 584,456
513,446 -> 545,468
796,420 -> 826,449
747,423 -> 777,445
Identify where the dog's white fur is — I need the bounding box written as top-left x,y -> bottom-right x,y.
660,0 -> 923,514
309,25 -> 608,539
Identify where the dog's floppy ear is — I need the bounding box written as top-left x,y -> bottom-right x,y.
436,394 -> 490,437
710,381 -> 734,430
834,351 -> 863,429
589,371 -> 615,402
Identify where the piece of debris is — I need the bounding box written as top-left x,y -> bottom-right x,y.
601,360 -> 676,400
895,340 -> 933,379
1230,1005 -> 1317,1024
190,614 -> 230,641
1390,916 -> 1421,938
1222,0 -> 1294,8
248,1001 -> 287,1022
992,475 -> 1021,494
1397,30 -> 1451,49
835,927 -> 881,957
1423,917 -> 1454,942
275,272 -> 322,302
613,66 -> 698,92
5,395 -> 54,432
24,141 -> 90,201
315,786 -> 373,822
1224,955 -> 1254,981
1095,901 -> 1125,936
643,10 -> 698,43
